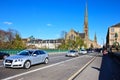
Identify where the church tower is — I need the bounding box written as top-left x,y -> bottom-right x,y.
84,2 -> 89,40
94,33 -> 97,43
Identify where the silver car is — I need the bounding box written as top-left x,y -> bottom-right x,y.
79,49 -> 87,54
66,50 -> 79,57
3,49 -> 49,69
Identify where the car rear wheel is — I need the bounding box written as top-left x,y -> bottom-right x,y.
24,61 -> 31,69
44,58 -> 49,64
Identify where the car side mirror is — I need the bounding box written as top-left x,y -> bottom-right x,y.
33,54 -> 37,57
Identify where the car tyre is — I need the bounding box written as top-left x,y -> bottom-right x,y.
44,58 -> 49,64
24,61 -> 31,69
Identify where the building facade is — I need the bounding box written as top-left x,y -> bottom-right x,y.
106,23 -> 120,46
22,38 -> 62,49
65,29 -> 99,48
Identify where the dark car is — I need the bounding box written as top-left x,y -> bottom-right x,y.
0,52 -> 10,59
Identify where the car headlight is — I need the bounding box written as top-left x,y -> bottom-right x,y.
15,59 -> 23,62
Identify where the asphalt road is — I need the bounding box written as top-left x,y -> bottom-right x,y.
0,53 -> 96,80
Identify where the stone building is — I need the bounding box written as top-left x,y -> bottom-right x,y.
106,23 -> 120,46
22,38 -> 62,49
65,3 -> 100,48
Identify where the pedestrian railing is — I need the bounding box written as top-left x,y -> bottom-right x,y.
0,49 -> 67,55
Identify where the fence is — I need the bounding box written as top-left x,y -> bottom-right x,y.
0,49 -> 67,55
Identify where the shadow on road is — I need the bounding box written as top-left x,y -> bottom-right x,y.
98,54 -> 120,80
92,66 -> 101,71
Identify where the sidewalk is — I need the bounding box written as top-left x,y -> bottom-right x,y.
74,54 -> 120,80
74,56 -> 102,80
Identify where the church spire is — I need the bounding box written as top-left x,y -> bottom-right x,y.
94,33 -> 97,43
84,1 -> 88,39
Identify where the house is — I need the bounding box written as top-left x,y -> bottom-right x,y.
106,23 -> 120,46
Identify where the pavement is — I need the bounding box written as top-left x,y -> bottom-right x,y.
74,53 -> 120,80
74,55 -> 102,80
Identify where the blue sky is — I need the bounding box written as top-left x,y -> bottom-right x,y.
0,0 -> 120,45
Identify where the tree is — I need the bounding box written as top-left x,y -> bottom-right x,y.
11,34 -> 26,49
0,28 -> 26,49
115,33 -> 118,41
90,43 -> 94,49
58,36 -> 85,50
75,36 -> 84,49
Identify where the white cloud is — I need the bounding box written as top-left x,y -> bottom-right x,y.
3,21 -> 13,25
46,24 -> 52,26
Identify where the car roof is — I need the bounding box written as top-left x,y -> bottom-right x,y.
69,50 -> 77,52
24,49 -> 46,53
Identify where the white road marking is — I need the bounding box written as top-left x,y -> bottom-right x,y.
18,78 -> 24,80
2,56 -> 88,80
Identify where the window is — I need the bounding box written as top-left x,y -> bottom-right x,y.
111,34 -> 115,39
111,28 -> 114,32
70,34 -> 75,40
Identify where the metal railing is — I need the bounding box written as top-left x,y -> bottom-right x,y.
0,49 -> 67,55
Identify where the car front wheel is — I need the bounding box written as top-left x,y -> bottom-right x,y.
24,61 -> 31,69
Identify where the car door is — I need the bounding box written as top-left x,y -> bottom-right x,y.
39,50 -> 46,62
32,51 -> 42,64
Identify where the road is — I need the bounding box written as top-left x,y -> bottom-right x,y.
0,53 -> 98,80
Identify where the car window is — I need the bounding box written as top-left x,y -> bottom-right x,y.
69,50 -> 76,53
18,51 -> 30,56
39,51 -> 45,54
81,50 -> 85,51
33,51 -> 40,55
28,51 -> 34,55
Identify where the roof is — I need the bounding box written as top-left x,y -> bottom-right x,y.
110,23 -> 120,28
70,29 -> 85,38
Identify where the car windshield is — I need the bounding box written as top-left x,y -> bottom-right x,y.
69,50 -> 76,53
18,50 -> 33,56
81,50 -> 86,51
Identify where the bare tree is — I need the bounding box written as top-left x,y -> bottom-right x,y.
0,30 -> 6,42
0,28 -> 25,49
6,29 -> 18,42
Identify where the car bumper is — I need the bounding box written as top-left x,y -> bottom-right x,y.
66,54 -> 78,57
4,62 -> 24,68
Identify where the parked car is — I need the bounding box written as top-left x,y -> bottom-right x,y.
86,48 -> 94,53
66,50 -> 79,57
79,49 -> 87,54
0,52 -> 10,60
3,49 -> 49,69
